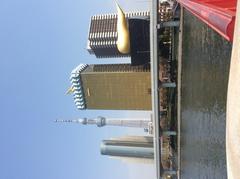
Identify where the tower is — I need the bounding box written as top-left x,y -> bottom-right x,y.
69,63 -> 152,110
55,116 -> 150,129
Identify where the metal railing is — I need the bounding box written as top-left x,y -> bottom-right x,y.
150,1 -> 179,178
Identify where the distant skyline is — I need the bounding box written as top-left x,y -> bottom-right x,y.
0,0 -> 155,179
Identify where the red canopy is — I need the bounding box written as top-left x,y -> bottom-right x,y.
177,0 -> 237,42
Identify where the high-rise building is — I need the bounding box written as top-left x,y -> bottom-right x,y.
87,11 -> 150,59
100,136 -> 154,159
69,63 -> 152,110
100,135 -> 172,168
87,3 -> 173,66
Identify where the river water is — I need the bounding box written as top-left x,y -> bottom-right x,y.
180,10 -> 232,179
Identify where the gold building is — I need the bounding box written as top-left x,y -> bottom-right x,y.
69,64 -> 152,110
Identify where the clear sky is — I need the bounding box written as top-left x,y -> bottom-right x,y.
0,0 -> 154,179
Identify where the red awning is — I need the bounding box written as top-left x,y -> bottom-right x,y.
177,0 -> 237,41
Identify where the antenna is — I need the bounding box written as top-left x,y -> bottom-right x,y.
55,119 -> 85,123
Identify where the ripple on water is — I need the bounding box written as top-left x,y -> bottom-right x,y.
180,10 -> 232,179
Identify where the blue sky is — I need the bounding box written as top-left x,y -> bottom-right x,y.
0,0 -> 154,179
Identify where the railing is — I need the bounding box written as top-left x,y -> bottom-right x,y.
150,0 -> 179,178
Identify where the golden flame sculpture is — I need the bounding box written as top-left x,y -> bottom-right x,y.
116,3 -> 130,54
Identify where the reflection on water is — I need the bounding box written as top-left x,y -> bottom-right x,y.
180,10 -> 232,179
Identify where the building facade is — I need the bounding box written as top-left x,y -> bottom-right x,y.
86,3 -> 173,65
100,136 -> 154,159
70,63 -> 151,110
100,135 -> 172,168
87,11 -> 150,59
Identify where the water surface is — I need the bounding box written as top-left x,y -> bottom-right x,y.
180,10 -> 232,179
